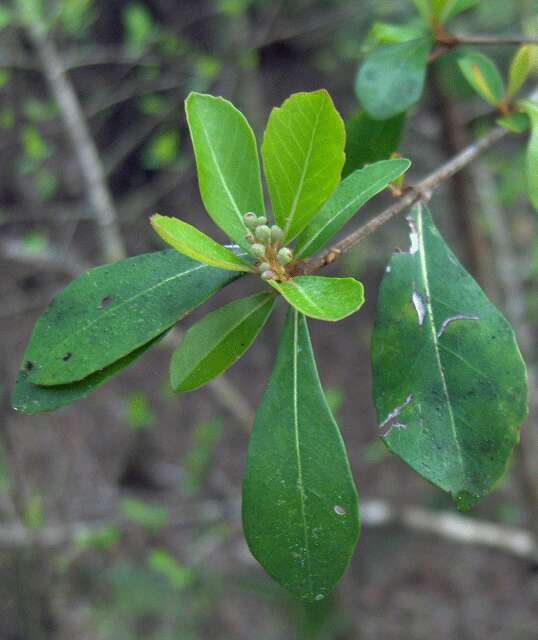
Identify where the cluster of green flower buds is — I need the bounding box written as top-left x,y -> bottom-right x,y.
243,212 -> 294,281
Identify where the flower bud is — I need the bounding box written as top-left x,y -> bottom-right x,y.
243,212 -> 258,229
270,225 -> 284,244
261,270 -> 276,281
255,225 -> 271,244
277,247 -> 293,265
258,262 -> 271,273
245,232 -> 255,244
256,216 -> 267,226
251,243 -> 266,258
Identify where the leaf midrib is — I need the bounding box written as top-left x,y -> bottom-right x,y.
292,310 -> 313,594
416,206 -> 467,483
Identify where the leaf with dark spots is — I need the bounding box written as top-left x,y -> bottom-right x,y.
12,332 -> 168,415
22,250 -> 241,386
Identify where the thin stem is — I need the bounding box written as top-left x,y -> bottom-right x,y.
300,125 -> 509,274
451,34 -> 538,45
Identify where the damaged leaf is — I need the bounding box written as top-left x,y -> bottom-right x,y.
242,309 -> 359,601
371,204 -> 527,508
22,251 -> 240,386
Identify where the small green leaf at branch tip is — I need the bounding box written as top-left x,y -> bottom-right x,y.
371,204 -> 528,505
150,214 -> 253,272
496,112 -> 530,134
458,52 -> 504,107
185,92 -> 265,251
270,276 -> 364,322
262,90 -> 345,242
507,46 -> 531,99
355,36 -> 432,120
242,308 -> 359,601
170,292 -> 275,392
295,159 -> 411,259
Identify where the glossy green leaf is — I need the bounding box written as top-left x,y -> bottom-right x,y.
185,92 -> 265,251
343,110 -> 406,178
496,112 -> 530,134
262,90 -> 345,242
295,159 -> 411,259
270,276 -> 364,322
366,21 -> 427,47
520,100 -> 538,212
242,309 -> 359,601
371,204 -> 528,508
355,37 -> 433,120
458,52 -> 504,107
507,46 -> 531,98
12,333 -> 167,415
23,251 -> 240,386
150,214 -> 253,272
170,292 -> 276,392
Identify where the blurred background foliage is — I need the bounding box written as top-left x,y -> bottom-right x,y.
1,1 -> 537,639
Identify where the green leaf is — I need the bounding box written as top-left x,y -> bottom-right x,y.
429,0 -> 449,20
507,46 -> 531,99
496,112 -> 530,134
185,92 -> 265,251
355,37 -> 433,120
458,52 -> 504,107
123,3 -> 156,53
365,21 -> 427,47
170,292 -> 275,392
371,204 -> 528,508
150,214 -> 253,272
441,0 -> 479,22
262,90 -> 345,242
343,110 -> 406,178
12,332 -> 167,415
412,0 -> 431,23
520,100 -> 538,212
270,276 -> 364,322
22,251 -> 241,386
242,309 -> 359,601
295,159 -> 411,259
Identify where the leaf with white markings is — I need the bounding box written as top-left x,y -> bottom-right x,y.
186,92 -> 265,251
22,251 -> 240,386
151,215 -> 253,272
262,91 -> 345,242
371,204 -> 528,509
243,309 -> 359,601
170,292 -> 275,392
295,159 -> 411,259
270,276 -> 364,322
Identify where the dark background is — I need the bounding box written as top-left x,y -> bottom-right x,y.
1,1 -> 537,638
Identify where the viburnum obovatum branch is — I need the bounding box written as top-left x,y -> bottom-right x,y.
299,125 -> 509,274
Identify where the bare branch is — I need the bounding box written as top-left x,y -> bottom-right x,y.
27,25 -> 126,263
301,125 -> 509,274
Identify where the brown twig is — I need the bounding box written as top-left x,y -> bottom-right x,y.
449,33 -> 538,45
300,125 -> 509,274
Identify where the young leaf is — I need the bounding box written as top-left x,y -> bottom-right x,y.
520,100 -> 538,212
12,333 -> 168,415
496,112 -> 530,134
295,159 -> 411,259
270,276 -> 364,322
170,292 -> 275,392
458,52 -> 504,107
242,309 -> 359,601
412,0 -> 431,23
366,21 -> 427,47
343,110 -> 406,178
507,46 -> 531,99
22,251 -> 241,386
150,214 -> 253,272
371,204 -> 528,508
185,92 -> 265,251
355,37 -> 433,120
262,90 -> 345,242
